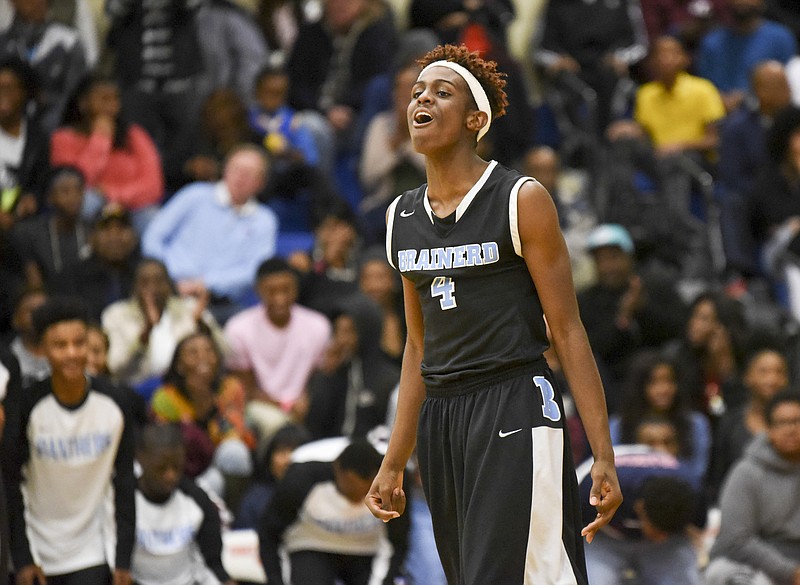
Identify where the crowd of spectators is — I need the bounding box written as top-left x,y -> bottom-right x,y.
1,0 -> 800,583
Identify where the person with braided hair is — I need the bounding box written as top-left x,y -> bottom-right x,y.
365,44 -> 622,585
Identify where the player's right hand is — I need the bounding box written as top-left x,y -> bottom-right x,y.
365,467 -> 406,522
16,564 -> 46,585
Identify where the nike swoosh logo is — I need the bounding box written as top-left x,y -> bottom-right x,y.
400,209 -> 415,217
498,428 -> 523,438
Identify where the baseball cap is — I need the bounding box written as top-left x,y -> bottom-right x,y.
94,203 -> 132,228
585,224 -> 634,254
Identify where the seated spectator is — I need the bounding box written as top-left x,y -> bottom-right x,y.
610,350 -> 712,484
234,422 -> 311,530
249,66 -> 319,169
305,295 -> 400,439
75,203 -> 141,321
132,423 -> 235,585
103,258 -> 225,393
11,166 -> 90,294
142,144 -> 279,322
358,61 -> 426,247
631,35 -> 726,220
224,258 -> 331,443
578,224 -> 687,408
0,57 -> 49,225
8,287 -> 48,386
358,248 -> 404,361
249,63 -> 341,231
577,417 -> 705,585
296,204 -> 362,314
0,0 -> 87,132
51,74 -> 164,233
151,331 -> 255,498
259,439 -> 409,585
709,346 -> 789,501
705,391 -> 800,585
697,0 -> 797,112
665,290 -> 746,419
718,60 -> 792,282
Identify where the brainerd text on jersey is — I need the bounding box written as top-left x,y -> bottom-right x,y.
397,242 -> 500,272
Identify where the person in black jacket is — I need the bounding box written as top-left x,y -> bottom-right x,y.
305,294 -> 400,440
259,439 -> 409,585
578,224 -> 687,411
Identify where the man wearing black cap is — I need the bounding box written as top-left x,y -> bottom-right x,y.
75,203 -> 141,320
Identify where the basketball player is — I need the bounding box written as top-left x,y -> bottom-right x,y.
365,44 -> 622,585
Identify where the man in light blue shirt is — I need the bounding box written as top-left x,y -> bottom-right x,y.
697,0 -> 797,112
143,144 -> 278,320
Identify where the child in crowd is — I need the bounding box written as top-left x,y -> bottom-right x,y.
248,64 -> 340,233
85,322 -> 111,377
249,64 -> 320,172
86,322 -> 147,431
131,423 -> 235,585
4,296 -> 135,585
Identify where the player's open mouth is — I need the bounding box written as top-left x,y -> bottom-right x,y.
413,110 -> 433,126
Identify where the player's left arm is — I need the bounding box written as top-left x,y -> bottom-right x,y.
517,180 -> 622,542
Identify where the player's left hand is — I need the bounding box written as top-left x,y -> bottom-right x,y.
112,568 -> 132,585
581,458 -> 622,544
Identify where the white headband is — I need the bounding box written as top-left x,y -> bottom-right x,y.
419,60 -> 492,141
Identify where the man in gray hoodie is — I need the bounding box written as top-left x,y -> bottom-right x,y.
706,391 -> 800,585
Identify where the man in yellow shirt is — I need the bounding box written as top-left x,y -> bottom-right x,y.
634,35 -> 726,157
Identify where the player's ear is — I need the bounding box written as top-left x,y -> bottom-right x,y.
466,110 -> 489,134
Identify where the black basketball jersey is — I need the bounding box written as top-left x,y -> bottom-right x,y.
387,161 -> 550,389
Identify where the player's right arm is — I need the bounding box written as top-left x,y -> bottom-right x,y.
366,276 -> 426,521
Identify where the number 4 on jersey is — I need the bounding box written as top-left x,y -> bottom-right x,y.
431,276 -> 457,310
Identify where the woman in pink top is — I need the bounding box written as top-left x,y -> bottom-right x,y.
50,74 -> 165,233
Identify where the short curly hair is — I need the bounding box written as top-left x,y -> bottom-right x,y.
418,44 -> 508,119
